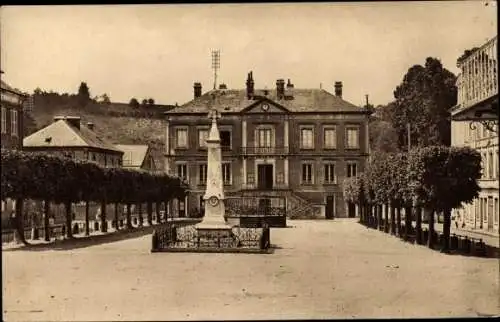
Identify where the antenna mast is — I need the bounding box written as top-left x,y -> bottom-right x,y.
211,49 -> 220,90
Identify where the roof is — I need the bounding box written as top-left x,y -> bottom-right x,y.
23,119 -> 123,153
1,80 -> 25,96
165,88 -> 365,114
115,144 -> 149,168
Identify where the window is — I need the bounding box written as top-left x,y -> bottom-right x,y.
495,198 -> 499,224
92,153 -> 97,161
488,151 -> 493,179
300,127 -> 314,149
198,163 -> 207,185
347,162 -> 357,178
222,162 -> 231,185
179,198 -> 186,217
175,128 -> 188,148
11,110 -> 18,136
346,126 -> 359,149
301,163 -> 313,184
257,128 -> 273,147
1,107 -> 6,133
323,127 -> 337,149
496,150 -> 499,179
198,129 -> 209,148
220,130 -> 231,149
176,163 -> 188,181
324,163 -> 336,184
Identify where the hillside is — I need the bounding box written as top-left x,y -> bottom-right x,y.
27,91 -> 175,169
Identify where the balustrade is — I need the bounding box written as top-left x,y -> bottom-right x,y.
457,36 -> 498,111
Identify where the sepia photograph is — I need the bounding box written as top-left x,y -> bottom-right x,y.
1,1 -> 498,320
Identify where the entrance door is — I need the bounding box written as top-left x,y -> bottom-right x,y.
257,164 -> 273,190
326,196 -> 334,219
348,202 -> 356,218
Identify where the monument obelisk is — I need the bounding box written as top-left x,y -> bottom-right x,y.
196,109 -> 232,233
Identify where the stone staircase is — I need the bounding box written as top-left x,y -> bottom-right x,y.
286,191 -> 317,219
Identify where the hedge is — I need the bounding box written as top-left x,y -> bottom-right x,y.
1,148 -> 188,204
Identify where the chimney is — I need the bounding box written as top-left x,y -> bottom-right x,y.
284,79 -> 294,100
193,82 -> 202,98
334,81 -> 343,98
246,71 -> 255,99
219,83 -> 227,90
276,79 -> 285,99
54,116 -> 81,130
87,122 -> 95,131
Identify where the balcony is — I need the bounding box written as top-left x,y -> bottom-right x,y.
240,146 -> 290,156
452,36 -> 498,121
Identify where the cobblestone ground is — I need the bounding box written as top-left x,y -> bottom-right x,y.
2,219 -> 499,320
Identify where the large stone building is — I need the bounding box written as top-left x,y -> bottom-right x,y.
164,72 -> 371,218
450,36 -> 498,235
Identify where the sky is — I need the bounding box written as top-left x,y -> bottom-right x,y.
0,2 -> 497,107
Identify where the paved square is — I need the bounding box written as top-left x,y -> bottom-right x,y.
2,219 -> 499,320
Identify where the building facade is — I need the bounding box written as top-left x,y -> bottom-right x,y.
450,36 -> 499,234
116,144 -> 158,173
1,78 -> 28,150
165,73 -> 371,218
23,116 -> 124,167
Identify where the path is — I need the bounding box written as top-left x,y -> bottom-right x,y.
2,219 -> 499,320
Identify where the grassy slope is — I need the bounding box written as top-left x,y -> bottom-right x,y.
29,100 -> 168,169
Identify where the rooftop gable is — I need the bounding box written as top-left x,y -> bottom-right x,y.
23,119 -> 123,153
115,144 -> 150,168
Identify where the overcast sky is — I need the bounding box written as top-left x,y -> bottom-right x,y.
1,2 -> 497,106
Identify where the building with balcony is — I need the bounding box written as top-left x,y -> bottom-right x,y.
450,36 -> 499,235
23,116 -> 124,167
164,72 -> 371,219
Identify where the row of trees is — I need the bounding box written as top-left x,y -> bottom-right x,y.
1,149 -> 188,243
343,145 -> 482,252
129,97 -> 156,108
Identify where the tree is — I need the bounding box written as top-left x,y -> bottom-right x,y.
408,146 -> 481,251
389,58 -> 457,150
101,93 -> 111,104
129,98 -> 140,108
141,99 -> 148,106
147,98 -> 155,105
77,82 -> 91,108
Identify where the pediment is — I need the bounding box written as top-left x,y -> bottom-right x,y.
241,98 -> 290,114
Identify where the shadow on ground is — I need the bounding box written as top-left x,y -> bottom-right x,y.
3,220 -> 202,252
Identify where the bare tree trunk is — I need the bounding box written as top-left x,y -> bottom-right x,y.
396,206 -> 402,236
138,203 -> 143,227
15,198 -> 29,245
44,200 -> 50,242
147,202 -> 153,226
427,208 -> 435,249
100,200 -> 107,233
85,200 -> 90,236
65,201 -> 73,239
155,202 -> 161,224
415,206 -> 422,244
126,204 -> 133,229
376,205 -> 382,230
441,208 -> 452,253
114,202 -> 120,231
390,203 -> 396,235
404,206 -> 412,241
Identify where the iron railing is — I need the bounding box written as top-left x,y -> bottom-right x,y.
224,196 -> 286,217
152,223 -> 270,251
457,36 -> 498,111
